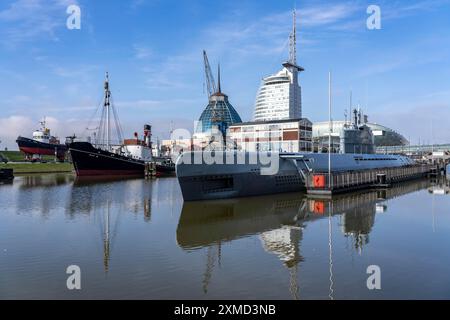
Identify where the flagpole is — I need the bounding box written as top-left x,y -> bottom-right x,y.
328,71 -> 332,188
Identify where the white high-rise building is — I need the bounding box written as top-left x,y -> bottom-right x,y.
253,10 -> 304,122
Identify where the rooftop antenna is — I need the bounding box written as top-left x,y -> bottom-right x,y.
283,8 -> 304,72
289,8 -> 297,65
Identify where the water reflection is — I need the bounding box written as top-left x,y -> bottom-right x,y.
67,176 -> 160,273
177,178 -> 433,299
3,174 -> 166,274
18,174 -> 74,189
2,173 -> 450,299
428,177 -> 450,195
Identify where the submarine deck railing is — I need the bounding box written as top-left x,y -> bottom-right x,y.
305,164 -> 435,195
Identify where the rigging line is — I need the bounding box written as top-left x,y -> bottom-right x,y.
110,96 -> 124,145
98,105 -> 106,146
83,92 -> 105,139
100,106 -> 107,146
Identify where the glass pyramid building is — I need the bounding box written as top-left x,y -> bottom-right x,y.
196,70 -> 242,136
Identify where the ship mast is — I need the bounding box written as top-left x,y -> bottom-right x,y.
95,72 -> 123,150
104,72 -> 111,150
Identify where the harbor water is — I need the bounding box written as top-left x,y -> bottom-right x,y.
1,174 -> 450,299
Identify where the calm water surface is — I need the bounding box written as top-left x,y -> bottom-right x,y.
1,174 -> 450,299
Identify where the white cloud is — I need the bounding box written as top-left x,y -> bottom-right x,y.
0,116 -> 34,148
0,0 -> 79,47
298,3 -> 361,27
133,44 -> 153,60
137,2 -> 363,94
382,0 -> 450,20
116,98 -> 203,109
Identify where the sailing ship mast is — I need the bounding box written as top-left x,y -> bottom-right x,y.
96,72 -> 123,150
105,73 -> 111,150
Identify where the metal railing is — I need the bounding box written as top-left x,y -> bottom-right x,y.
306,165 -> 434,191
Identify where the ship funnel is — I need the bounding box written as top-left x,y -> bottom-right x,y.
144,124 -> 152,148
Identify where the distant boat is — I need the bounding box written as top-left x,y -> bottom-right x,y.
69,73 -> 175,177
16,119 -> 67,161
0,168 -> 14,182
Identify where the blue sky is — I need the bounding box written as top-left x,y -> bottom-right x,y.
0,0 -> 450,149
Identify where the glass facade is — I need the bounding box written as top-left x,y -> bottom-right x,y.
196,94 -> 242,136
253,66 -> 302,122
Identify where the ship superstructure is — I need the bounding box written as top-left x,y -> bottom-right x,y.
16,118 -> 67,161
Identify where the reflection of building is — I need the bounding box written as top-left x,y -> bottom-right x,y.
228,118 -> 312,152
261,227 -> 303,268
260,226 -> 303,299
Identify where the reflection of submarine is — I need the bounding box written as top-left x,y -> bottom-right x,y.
177,178 -> 431,298
177,193 -> 307,249
178,192 -> 308,299
177,179 -> 430,250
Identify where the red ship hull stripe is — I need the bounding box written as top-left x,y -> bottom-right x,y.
19,147 -> 63,156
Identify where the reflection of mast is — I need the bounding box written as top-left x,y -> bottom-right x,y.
202,243 -> 221,294
288,227 -> 301,300
103,201 -> 111,273
328,202 -> 334,300
100,200 -> 122,274
432,190 -> 436,232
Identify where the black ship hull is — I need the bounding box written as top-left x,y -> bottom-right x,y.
69,142 -> 176,177
69,142 -> 145,177
154,157 -> 176,176
16,136 -> 67,160
156,164 -> 175,176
